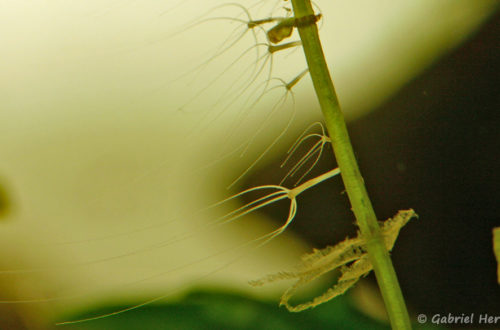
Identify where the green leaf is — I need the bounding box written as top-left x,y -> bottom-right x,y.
59,289 -> 440,330
494,227 -> 500,284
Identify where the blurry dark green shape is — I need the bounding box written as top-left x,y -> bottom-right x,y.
60,289 -> 440,330
0,180 -> 11,219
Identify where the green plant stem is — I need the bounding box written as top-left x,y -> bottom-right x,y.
290,1 -> 411,329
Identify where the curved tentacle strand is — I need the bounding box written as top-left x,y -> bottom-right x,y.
280,122 -> 331,186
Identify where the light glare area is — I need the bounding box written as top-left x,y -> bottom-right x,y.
0,0 -> 497,326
